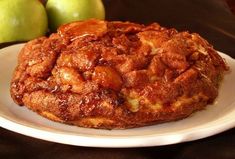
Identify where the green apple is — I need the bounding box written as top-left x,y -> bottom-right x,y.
0,0 -> 48,43
46,0 -> 105,31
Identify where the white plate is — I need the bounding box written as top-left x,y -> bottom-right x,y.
0,44 -> 235,148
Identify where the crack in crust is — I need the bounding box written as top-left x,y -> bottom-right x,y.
10,19 -> 229,129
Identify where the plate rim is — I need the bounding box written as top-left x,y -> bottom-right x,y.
1,104 -> 235,148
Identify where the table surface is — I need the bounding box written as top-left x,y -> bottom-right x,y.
1,0 -> 235,158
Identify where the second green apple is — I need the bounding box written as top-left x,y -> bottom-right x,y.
46,0 -> 105,31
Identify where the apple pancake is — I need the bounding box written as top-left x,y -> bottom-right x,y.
10,19 -> 228,129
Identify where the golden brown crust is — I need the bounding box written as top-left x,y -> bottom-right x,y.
10,19 -> 229,129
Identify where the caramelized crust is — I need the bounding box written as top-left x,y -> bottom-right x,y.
10,19 -> 229,129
